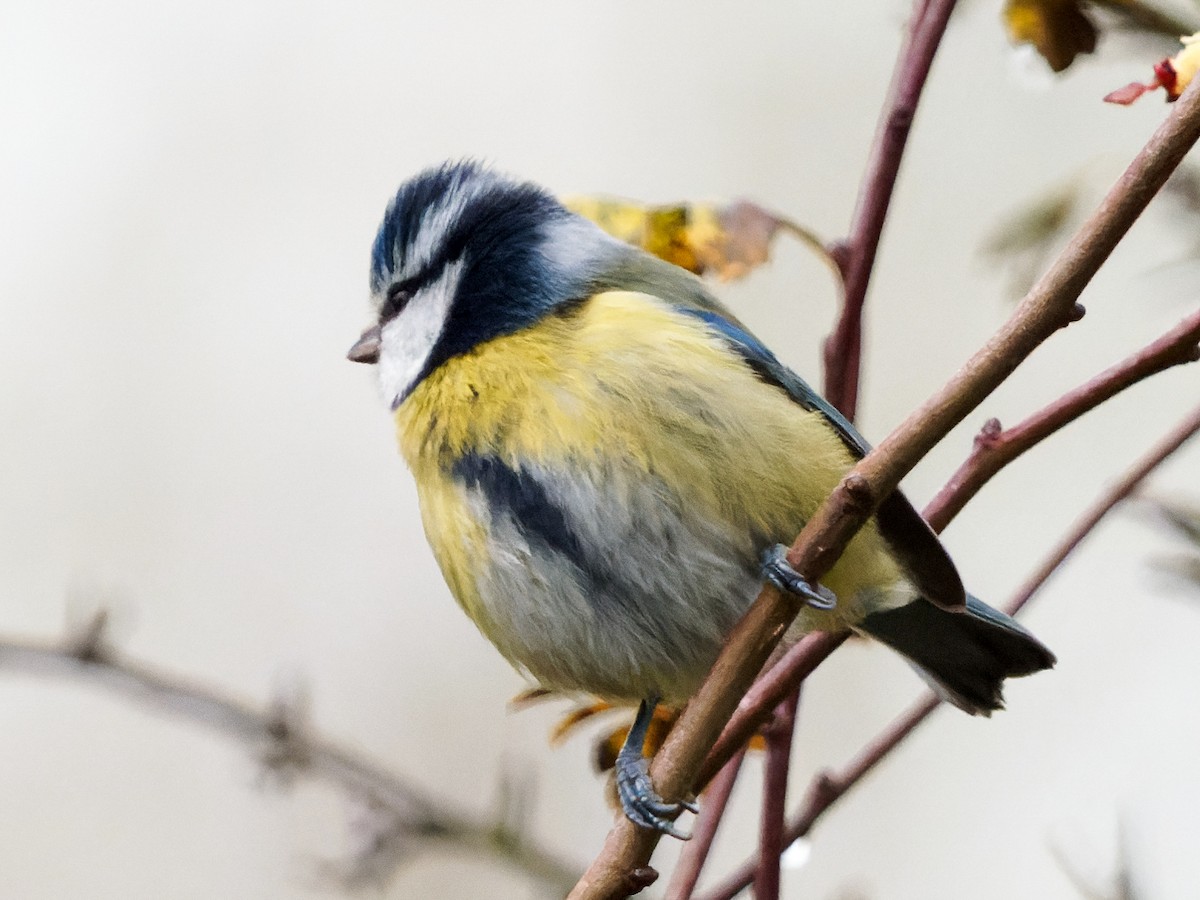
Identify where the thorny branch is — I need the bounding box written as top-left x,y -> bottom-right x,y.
571,63 -> 1200,900
0,622 -> 578,895
667,316 -> 1199,895
688,304 -> 1200,834
927,308 -> 1200,530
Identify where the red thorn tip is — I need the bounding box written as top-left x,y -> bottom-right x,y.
1153,60 -> 1178,94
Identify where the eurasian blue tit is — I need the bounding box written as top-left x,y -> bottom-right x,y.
348,161 -> 1055,836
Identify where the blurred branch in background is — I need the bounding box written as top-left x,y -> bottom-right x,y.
1093,0 -> 1199,42
984,175 -> 1091,299
1051,816 -> 1142,900
1140,494 -> 1200,591
0,616 -> 578,896
1161,163 -> 1200,251
986,164 -> 1200,299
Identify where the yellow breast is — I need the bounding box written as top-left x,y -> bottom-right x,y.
391,291 -> 908,698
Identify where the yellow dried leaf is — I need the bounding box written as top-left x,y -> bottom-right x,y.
1004,0 -> 1098,72
563,195 -> 831,282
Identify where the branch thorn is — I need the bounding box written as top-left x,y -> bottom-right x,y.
66,610 -> 110,662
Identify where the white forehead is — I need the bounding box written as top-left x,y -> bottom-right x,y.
395,170 -> 505,283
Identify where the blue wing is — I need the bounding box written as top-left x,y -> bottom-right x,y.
674,307 -> 873,457
585,247 -> 964,609
671,303 -> 966,612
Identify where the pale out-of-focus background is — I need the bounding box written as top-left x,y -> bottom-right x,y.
3,1 -> 1199,897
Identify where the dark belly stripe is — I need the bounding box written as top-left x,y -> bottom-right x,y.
452,453 -> 599,581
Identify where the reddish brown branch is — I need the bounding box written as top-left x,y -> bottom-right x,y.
692,306 -> 1200,791
570,76 -> 1200,900
758,0 -> 964,857
700,632 -> 848,787
754,691 -> 798,900
666,0 -> 958,844
697,693 -> 941,900
696,309 -> 1200,783
698,401 -> 1200,900
665,749 -> 748,900
927,309 -> 1200,530
824,0 -> 960,416
685,357 -> 1200,894
1004,401 -> 1200,617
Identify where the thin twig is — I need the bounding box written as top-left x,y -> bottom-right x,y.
569,75 -> 1200,899
0,627 -> 579,894
699,633 -> 847,789
824,0 -> 960,416
754,691 -> 797,900
1005,402 -> 1200,617
927,309 -> 1200,530
698,401 -> 1200,900
665,749 -> 747,900
696,693 -> 941,900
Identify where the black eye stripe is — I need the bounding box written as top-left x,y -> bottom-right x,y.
380,240 -> 469,324
380,280 -> 416,322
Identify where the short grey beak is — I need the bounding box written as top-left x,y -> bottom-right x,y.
347,325 -> 381,364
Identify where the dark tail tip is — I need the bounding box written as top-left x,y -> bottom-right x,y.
860,594 -> 1055,715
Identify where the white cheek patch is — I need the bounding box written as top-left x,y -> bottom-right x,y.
378,259 -> 464,407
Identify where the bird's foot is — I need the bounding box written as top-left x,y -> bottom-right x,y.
615,746 -> 697,840
761,544 -> 837,609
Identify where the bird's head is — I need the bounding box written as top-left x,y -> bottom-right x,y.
348,161 -> 621,409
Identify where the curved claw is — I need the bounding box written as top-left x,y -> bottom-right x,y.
615,749 -> 693,840
761,544 -> 837,610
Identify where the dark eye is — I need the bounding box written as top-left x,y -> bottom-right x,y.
380,281 -> 415,322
